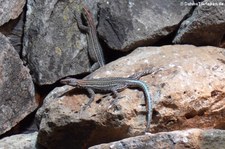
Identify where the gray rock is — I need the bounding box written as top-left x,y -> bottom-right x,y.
8,12 -> 25,54
0,132 -> 39,149
0,12 -> 25,54
173,0 -> 225,46
0,0 -> 25,26
201,129 -> 225,149
0,33 -> 37,135
23,0 -> 92,85
97,0 -> 193,51
90,129 -> 225,149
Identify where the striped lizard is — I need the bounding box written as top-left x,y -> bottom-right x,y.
60,68 -> 158,131
75,5 -> 105,71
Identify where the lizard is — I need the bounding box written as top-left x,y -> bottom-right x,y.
60,68 -> 158,131
75,5 -> 105,72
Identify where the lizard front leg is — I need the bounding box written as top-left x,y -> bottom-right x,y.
74,10 -> 89,32
82,88 -> 95,110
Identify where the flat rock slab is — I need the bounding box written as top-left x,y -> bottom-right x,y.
173,0 -> 225,46
37,45 -> 225,148
97,0 -> 193,51
0,132 -> 38,149
0,0 -> 25,26
90,129 -> 225,149
0,33 -> 37,135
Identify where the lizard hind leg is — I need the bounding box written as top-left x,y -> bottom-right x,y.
108,85 -> 126,109
89,62 -> 100,72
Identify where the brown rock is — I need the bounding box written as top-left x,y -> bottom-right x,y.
0,33 -> 37,135
37,45 -> 225,148
0,0 -> 25,26
90,129 -> 225,149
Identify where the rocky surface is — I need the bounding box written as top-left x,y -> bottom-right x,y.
90,129 -> 225,149
22,0 -> 112,85
0,0 -> 25,26
35,85 -> 74,125
0,12 -> 25,54
97,0 -> 193,51
1,0 -> 225,148
23,0 -> 90,85
0,33 -> 37,135
36,45 -> 225,148
0,132 -> 39,149
173,0 -> 225,46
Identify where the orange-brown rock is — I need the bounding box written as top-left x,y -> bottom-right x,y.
37,45 -> 225,148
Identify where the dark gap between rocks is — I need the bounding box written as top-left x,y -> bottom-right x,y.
153,29 -> 177,46
0,9 -> 25,58
220,34 -> 225,48
99,37 -> 129,64
0,110 -> 38,139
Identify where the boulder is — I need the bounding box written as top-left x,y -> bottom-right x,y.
0,0 -> 25,26
90,129 -> 225,149
23,0 -> 93,85
173,0 -> 225,46
0,33 -> 37,135
0,132 -> 39,149
37,45 -> 225,148
97,0 -> 193,51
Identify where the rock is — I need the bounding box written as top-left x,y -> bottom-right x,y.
23,0 -> 92,85
90,129 -> 225,149
36,45 -> 225,148
0,132 -> 39,149
173,0 -> 225,46
200,129 -> 225,149
0,33 -> 37,135
35,85 -> 74,125
97,0 -> 193,51
0,12 -> 25,54
0,0 -> 25,26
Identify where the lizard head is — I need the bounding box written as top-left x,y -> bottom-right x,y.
81,5 -> 95,27
82,5 -> 91,17
60,77 -> 79,86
